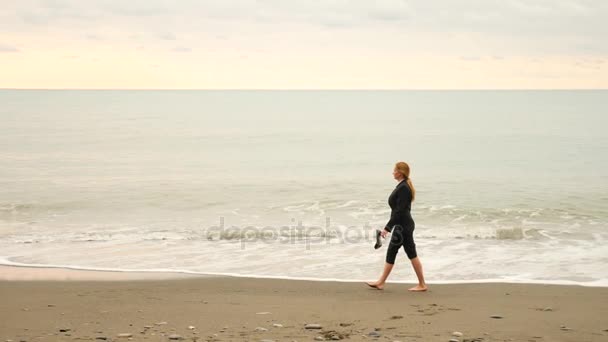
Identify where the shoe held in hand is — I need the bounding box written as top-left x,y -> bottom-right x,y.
374,229 -> 383,249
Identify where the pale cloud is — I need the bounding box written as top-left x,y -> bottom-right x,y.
0,44 -> 19,52
171,46 -> 192,53
158,32 -> 177,41
0,0 -> 607,88
84,33 -> 102,41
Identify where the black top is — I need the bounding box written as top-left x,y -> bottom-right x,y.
384,179 -> 414,232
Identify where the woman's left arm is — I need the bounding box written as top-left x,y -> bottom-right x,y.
383,185 -> 407,233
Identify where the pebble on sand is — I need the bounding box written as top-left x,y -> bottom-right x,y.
116,333 -> 132,338
255,327 -> 268,332
168,334 -> 183,340
305,324 -> 322,330
452,331 -> 463,337
368,331 -> 381,337
273,323 -> 283,328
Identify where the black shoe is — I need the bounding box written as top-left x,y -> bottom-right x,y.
374,229 -> 382,249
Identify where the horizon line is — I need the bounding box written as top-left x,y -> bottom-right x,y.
1,88 -> 607,91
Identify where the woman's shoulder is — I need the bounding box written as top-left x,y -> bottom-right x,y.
397,180 -> 409,190
397,181 -> 412,196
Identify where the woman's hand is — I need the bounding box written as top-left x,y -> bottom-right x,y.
380,229 -> 389,238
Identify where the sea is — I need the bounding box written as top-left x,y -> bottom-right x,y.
1,90 -> 607,286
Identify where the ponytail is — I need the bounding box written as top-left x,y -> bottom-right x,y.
406,177 -> 416,202
395,161 -> 415,202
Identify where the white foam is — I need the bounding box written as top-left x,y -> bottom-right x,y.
1,256 -> 606,287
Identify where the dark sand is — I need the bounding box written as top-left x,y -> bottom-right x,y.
1,266 -> 607,342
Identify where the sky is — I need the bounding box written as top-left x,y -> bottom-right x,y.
1,0 -> 607,89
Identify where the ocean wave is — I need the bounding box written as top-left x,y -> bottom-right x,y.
4,221 -> 604,244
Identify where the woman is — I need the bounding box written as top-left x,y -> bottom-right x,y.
366,161 -> 427,292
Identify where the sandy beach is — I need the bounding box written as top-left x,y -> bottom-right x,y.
1,266 -> 607,342
3,0 -> 608,340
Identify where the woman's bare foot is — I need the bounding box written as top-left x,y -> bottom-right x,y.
365,282 -> 384,290
408,285 -> 428,292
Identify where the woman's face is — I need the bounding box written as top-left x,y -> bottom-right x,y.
392,168 -> 401,180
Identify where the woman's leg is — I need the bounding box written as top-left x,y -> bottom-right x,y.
408,257 -> 427,291
403,225 -> 427,291
366,262 -> 394,290
366,226 -> 402,289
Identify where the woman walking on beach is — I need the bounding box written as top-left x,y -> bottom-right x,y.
366,161 -> 428,292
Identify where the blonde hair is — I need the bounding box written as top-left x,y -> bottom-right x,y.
395,161 -> 416,202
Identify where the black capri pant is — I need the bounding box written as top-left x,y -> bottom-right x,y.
386,223 -> 417,264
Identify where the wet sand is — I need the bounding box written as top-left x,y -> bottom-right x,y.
1,266 -> 607,342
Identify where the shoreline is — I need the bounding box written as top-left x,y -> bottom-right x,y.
1,264 -> 606,288
0,265 -> 204,281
